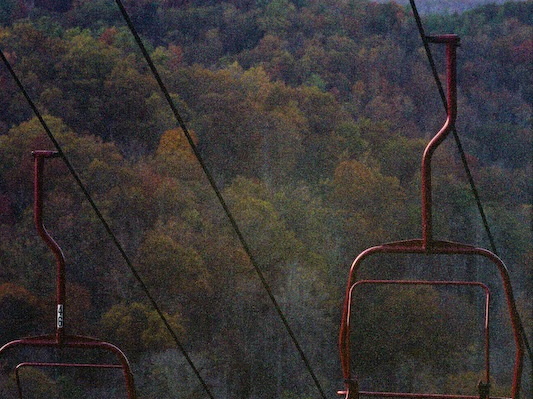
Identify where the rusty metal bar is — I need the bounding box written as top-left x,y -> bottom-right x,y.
421,35 -> 460,249
33,150 -> 65,343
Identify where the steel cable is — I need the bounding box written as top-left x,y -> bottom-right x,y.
408,0 -> 533,388
113,1 -> 329,398
0,41 -> 216,399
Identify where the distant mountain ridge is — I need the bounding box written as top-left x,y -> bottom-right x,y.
376,0 -> 529,14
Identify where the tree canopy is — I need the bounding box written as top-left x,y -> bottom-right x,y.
0,1 -> 530,398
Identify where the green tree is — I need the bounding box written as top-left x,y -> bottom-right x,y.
223,177 -> 305,283
331,159 -> 407,250
220,3 -> 262,54
0,283 -> 41,342
100,302 -> 184,360
153,128 -> 203,181
101,59 -> 156,150
135,229 -> 210,306
378,136 -> 427,184
54,28 -> 122,140
335,119 -> 368,160
257,0 -> 296,36
295,86 -> 349,180
350,285 -> 477,392
1,368 -> 57,399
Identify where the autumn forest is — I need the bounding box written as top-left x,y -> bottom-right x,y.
0,0 -> 531,398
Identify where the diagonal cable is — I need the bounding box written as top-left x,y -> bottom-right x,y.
0,46 -> 216,399
113,1 -> 328,398
409,0 -> 533,385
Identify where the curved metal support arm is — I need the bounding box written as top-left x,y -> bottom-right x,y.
32,150 -> 65,343
421,35 -> 460,248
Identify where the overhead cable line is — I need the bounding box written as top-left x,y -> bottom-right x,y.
408,0 -> 533,386
113,1 -> 328,398
0,44 -> 216,399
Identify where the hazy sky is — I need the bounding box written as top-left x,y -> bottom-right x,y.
374,0 -> 525,14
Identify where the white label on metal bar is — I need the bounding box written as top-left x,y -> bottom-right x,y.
57,304 -> 64,328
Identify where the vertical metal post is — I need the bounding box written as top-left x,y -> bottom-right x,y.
33,150 -> 65,344
421,35 -> 460,249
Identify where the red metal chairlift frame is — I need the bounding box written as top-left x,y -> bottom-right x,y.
337,35 -> 525,399
0,150 -> 137,398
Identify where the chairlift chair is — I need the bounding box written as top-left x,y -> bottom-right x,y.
0,150 -> 137,398
337,35 -> 525,399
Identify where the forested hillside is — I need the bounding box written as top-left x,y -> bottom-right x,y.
0,1 -> 531,398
